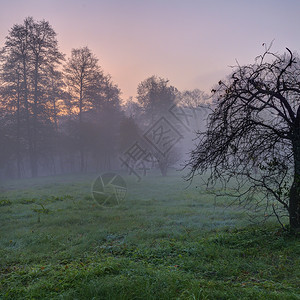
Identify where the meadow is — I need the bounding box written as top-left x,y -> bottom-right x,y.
0,170 -> 299,299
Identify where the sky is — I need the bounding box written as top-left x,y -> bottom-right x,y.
1,0 -> 300,101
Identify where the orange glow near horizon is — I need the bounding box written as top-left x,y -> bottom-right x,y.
1,0 -> 300,102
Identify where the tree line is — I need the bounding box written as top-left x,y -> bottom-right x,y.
0,17 -> 208,179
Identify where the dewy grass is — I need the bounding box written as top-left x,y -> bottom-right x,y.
0,171 -> 299,299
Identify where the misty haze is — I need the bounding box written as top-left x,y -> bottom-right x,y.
0,1 -> 299,299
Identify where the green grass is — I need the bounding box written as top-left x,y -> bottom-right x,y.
0,171 -> 299,299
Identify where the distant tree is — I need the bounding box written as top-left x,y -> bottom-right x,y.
122,97 -> 144,126
92,76 -> 123,171
155,147 -> 181,177
88,73 -> 122,118
0,52 -> 23,178
136,76 -> 180,176
174,89 -> 211,134
179,89 -> 209,108
64,47 -> 103,172
64,48 -> 124,172
0,116 -> 14,179
187,47 -> 300,231
137,75 -> 178,125
27,17 -> 64,176
1,17 -> 64,177
46,69 -> 66,132
1,19 -> 32,177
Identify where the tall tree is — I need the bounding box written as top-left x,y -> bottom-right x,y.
3,19 -> 32,177
85,75 -> 123,172
64,47 -> 103,172
187,47 -> 300,231
27,17 -> 64,176
0,52 -> 23,177
1,17 -> 64,177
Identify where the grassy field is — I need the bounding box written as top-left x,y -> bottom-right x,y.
0,170 -> 299,299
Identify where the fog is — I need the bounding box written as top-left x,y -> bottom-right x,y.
0,6 -> 299,299
0,20 -> 210,180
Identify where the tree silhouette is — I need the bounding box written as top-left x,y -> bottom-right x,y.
136,76 -> 180,176
64,47 -> 103,172
137,75 -> 178,125
187,47 -> 300,231
1,17 -> 64,177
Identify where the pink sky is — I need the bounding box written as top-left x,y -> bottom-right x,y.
1,0 -> 300,101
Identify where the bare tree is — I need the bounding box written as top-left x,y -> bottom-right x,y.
45,68 -> 66,174
27,17 -> 64,176
1,17 -> 64,177
179,89 -> 209,108
187,47 -> 300,231
3,19 -> 32,177
64,47 -> 102,172
0,52 -> 23,178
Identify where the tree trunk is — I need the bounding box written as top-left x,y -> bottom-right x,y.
16,71 -> 21,179
289,183 -> 300,230
290,140 -> 300,230
158,160 -> 168,177
79,79 -> 85,173
22,57 -> 35,178
31,60 -> 39,177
